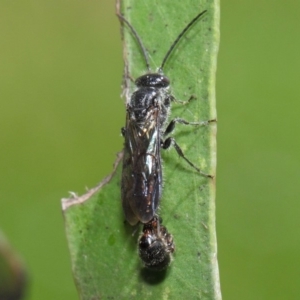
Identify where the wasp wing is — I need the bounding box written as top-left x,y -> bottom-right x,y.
121,108 -> 162,225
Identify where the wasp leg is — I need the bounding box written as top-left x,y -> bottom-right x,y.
164,117 -> 216,136
170,94 -> 196,105
121,127 -> 126,137
162,137 -> 214,178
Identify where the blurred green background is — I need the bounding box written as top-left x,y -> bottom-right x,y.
0,0 -> 299,299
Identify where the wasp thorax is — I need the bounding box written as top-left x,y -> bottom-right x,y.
135,74 -> 170,88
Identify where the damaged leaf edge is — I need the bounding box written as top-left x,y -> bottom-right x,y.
61,151 -> 123,211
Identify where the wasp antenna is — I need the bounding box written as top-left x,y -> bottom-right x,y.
117,13 -> 151,72
160,10 -> 207,71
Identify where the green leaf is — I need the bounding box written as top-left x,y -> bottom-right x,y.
62,0 -> 220,298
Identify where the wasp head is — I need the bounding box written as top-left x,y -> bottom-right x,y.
135,74 -> 170,88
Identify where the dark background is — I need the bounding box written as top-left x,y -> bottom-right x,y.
1,1 -> 299,299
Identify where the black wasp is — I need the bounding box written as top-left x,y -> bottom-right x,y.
117,9 -> 216,270
118,10 -> 215,226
